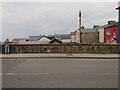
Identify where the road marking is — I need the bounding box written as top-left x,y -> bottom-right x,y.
2,73 -> 49,75
86,73 -> 118,75
0,72 -> 118,76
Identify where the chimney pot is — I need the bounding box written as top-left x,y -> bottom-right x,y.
108,21 -> 116,25
93,25 -> 99,28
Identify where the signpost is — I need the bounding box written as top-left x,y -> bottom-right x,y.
116,1 -> 120,45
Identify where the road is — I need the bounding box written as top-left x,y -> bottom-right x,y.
2,58 -> 118,88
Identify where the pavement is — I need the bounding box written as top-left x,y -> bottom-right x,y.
1,53 -> 120,59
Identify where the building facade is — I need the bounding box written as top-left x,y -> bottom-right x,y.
71,27 -> 98,44
70,31 -> 76,43
98,28 -> 104,43
98,21 -> 118,44
104,25 -> 118,44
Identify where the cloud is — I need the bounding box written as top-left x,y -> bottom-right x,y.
2,2 -> 118,41
0,3 -> 2,41
1,0 -> 119,2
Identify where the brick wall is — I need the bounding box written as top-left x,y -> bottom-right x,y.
2,44 -> 120,54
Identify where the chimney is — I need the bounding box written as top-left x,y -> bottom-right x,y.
108,21 -> 116,25
81,25 -> 85,29
79,11 -> 81,29
93,25 -> 99,28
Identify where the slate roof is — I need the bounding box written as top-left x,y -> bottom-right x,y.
70,31 -> 76,35
49,38 -> 62,44
18,41 -> 49,44
58,34 -> 71,39
29,36 -> 41,41
38,35 -> 51,41
47,34 -> 71,39
12,38 -> 19,42
12,38 -> 28,42
97,22 -> 118,29
71,28 -> 97,34
81,28 -> 97,32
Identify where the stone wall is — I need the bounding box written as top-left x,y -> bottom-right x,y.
81,32 -> 98,44
2,44 -> 120,54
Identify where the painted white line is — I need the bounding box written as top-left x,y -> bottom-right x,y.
3,73 -> 49,75
86,73 -> 118,75
1,72 -> 118,76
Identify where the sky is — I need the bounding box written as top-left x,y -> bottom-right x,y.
1,0 -> 119,41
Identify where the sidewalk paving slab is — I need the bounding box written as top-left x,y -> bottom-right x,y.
1,54 -> 120,59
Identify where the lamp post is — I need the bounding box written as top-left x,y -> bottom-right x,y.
116,1 -> 120,45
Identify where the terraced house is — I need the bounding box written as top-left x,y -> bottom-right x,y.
98,21 -> 118,44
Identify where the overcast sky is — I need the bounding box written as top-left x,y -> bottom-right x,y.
1,1 -> 119,41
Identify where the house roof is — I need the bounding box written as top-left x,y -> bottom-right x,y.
97,22 -> 118,29
71,22 -> 118,33
19,36 -> 51,44
49,38 -> 62,44
47,34 -> 71,39
38,35 -> 51,41
70,31 -> 76,35
56,34 -> 71,39
46,36 -> 55,40
18,41 -> 49,44
81,28 -> 97,32
29,36 -> 41,41
12,38 -> 28,42
12,38 -> 19,41
71,27 -> 97,34
19,38 -> 27,40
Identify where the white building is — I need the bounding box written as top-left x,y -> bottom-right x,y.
38,36 -> 51,43
98,28 -> 104,43
70,31 -> 76,43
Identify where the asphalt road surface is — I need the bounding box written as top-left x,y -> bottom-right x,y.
2,58 -> 118,88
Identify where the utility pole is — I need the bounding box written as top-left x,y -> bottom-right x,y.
79,11 -> 82,44
116,1 -> 120,45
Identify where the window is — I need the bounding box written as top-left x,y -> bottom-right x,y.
106,30 -> 110,35
113,31 -> 116,38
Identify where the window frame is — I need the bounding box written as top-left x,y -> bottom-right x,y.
106,30 -> 111,35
